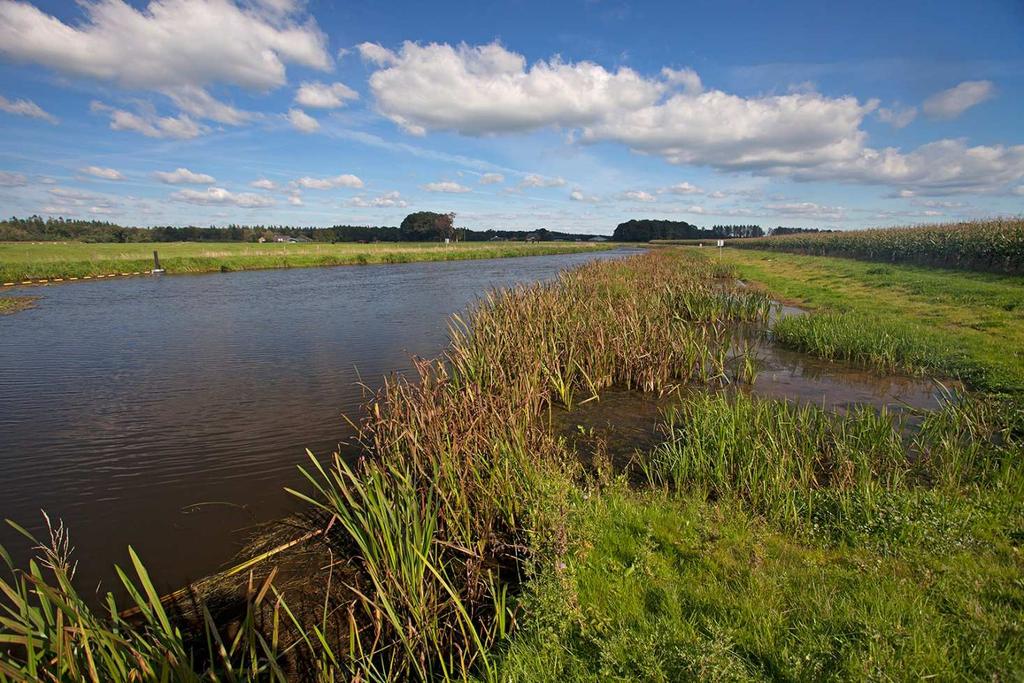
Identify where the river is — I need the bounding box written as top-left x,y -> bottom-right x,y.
0,249 -> 633,593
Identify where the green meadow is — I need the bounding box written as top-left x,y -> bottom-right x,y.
0,240 -> 613,283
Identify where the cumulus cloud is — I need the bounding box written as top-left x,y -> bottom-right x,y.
154,167 -> 215,184
877,104 -> 917,129
570,188 -> 599,202
362,41 -> 663,135
423,181 -> 471,193
288,108 -> 319,133
479,173 -> 505,185
0,170 -> 28,186
660,67 -> 702,94
347,190 -> 408,208
0,94 -> 58,123
91,100 -> 203,139
356,41 -> 1021,196
791,139 -> 1024,195
171,186 -> 274,208
922,80 -> 994,120
519,174 -> 566,188
295,174 -> 363,189
295,81 -> 358,109
80,165 -> 124,181
0,0 -> 329,129
250,178 -> 277,190
583,90 -> 878,171
622,190 -> 656,202
164,85 -> 251,125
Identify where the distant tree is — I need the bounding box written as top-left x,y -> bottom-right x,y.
399,211 -> 456,241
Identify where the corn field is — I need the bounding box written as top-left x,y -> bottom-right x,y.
733,219 -> 1024,274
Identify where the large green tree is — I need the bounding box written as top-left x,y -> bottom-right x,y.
399,212 -> 456,241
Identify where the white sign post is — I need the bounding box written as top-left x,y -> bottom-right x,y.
716,239 -> 724,260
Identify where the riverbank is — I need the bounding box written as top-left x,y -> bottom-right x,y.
0,240 -> 615,284
1,248 -> 1020,680
718,249 -> 1024,395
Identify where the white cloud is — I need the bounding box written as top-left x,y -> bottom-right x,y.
570,188 -> 599,202
164,85 -> 251,125
877,104 -> 917,129
295,174 -> 364,189
91,100 -> 204,139
922,80 -> 994,120
660,67 -> 702,94
80,165 -> 124,181
288,193 -> 303,206
662,181 -> 703,195
48,187 -> 98,201
479,173 -> 505,185
423,181 -> 471,193
764,202 -> 845,221
622,190 -> 656,202
0,94 -> 57,123
792,139 -> 1024,195
363,41 -> 663,135
288,108 -> 319,133
357,41 -> 399,66
583,90 -> 878,171
1013,185 -> 1024,196
295,81 -> 358,109
0,170 -> 28,186
154,167 -> 215,184
171,186 -> 274,208
347,190 -> 408,208
250,178 -> 277,190
520,174 -> 566,188
0,0 -> 331,122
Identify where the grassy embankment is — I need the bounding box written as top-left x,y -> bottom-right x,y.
717,248 -> 1024,396
0,241 -> 613,283
1,248 -> 1021,680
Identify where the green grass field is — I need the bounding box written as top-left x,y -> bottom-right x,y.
719,249 -> 1024,394
0,240 -> 614,283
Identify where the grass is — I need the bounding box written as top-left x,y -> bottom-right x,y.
1,247 -> 1022,680
0,240 -> 614,283
719,248 -> 1024,394
490,484 -> 1023,682
0,296 -> 37,315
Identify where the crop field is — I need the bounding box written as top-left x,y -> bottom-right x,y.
0,240 -> 612,284
732,219 -> 1024,274
1,247 -> 1021,680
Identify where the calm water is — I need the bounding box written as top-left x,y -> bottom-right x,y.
0,250 -> 632,593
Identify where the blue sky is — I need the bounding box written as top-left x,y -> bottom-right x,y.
0,0 -> 1022,234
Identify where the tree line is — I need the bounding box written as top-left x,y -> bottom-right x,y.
0,213 -> 604,243
613,220 -> 766,242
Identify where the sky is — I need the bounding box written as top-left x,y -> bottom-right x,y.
0,0 -> 1022,235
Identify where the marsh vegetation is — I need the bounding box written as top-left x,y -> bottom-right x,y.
1,247 -> 1021,680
